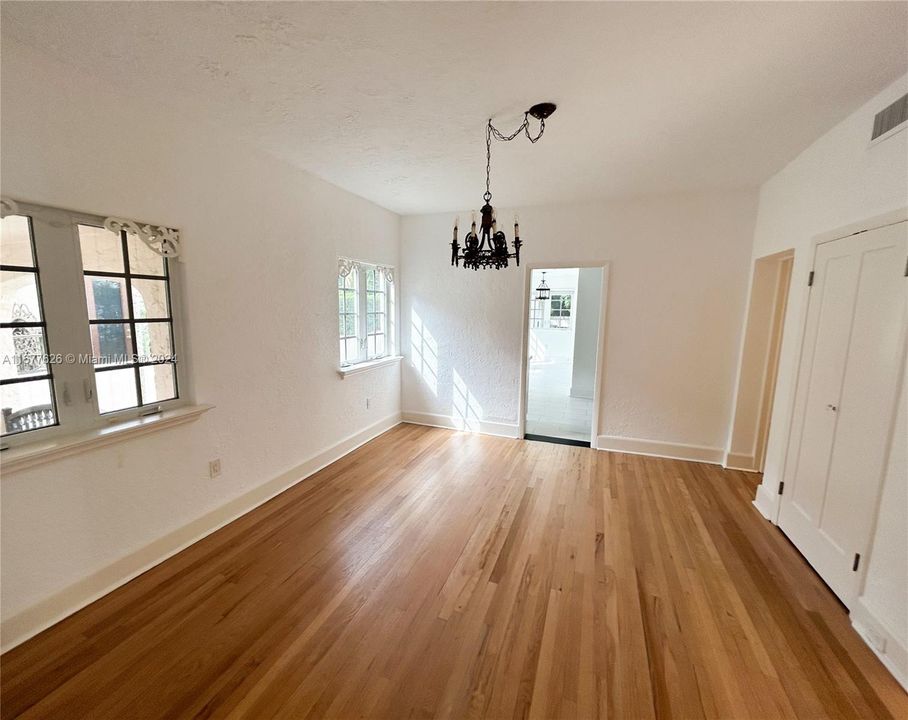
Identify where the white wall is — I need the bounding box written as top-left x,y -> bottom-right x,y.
726,253 -> 791,470
0,37 -> 401,647
401,190 -> 759,456
747,74 -> 908,684
853,359 -> 907,688
571,268 -> 604,399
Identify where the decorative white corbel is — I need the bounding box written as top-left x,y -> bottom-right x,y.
0,196 -> 21,218
338,258 -> 394,284
103,217 -> 182,260
338,257 -> 361,277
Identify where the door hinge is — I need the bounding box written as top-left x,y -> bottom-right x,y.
807,270 -> 815,287
777,481 -> 784,495
852,553 -> 861,572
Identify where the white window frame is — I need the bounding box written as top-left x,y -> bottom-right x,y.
337,258 -> 395,368
548,291 -> 574,329
529,298 -> 544,329
1,201 -> 187,450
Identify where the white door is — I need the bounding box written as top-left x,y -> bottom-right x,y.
779,220 -> 907,607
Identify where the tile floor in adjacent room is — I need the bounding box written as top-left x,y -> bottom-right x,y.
525,358 -> 593,442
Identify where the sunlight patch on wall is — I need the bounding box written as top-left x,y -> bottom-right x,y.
410,309 -> 438,396
453,369 -> 483,433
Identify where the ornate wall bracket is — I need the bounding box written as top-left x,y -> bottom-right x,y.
338,257 -> 394,283
104,217 -> 182,260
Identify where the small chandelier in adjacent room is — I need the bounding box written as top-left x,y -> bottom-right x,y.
451,102 -> 556,270
535,271 -> 551,301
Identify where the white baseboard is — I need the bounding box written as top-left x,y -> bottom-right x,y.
595,434 -> 724,464
851,597 -> 908,692
0,412 -> 402,653
752,482 -> 778,521
724,452 -> 760,472
401,411 -> 519,439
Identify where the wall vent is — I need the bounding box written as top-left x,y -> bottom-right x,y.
871,93 -> 907,142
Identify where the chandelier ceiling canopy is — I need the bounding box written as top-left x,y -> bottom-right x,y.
450,103 -> 556,271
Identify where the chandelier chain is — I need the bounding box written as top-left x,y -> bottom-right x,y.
484,113 -> 546,200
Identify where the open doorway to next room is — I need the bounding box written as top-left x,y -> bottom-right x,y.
525,267 -> 602,446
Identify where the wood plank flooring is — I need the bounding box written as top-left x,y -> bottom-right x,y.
2,423 -> 905,719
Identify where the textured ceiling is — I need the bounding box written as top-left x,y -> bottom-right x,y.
3,2 -> 907,215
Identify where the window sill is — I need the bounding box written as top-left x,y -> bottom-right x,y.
0,404 -> 213,475
337,355 -> 402,378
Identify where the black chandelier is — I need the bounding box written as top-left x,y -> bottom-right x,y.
451,102 -> 556,270
535,271 -> 551,300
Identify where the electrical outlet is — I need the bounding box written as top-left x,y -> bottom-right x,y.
209,459 -> 221,478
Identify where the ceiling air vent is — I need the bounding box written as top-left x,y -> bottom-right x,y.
871,93 -> 907,143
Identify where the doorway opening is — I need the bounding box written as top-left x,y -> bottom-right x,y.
726,249 -> 793,472
523,267 -> 603,447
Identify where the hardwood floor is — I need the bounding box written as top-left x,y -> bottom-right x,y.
2,423 -> 905,719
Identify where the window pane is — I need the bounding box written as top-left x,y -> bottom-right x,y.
131,278 -> 169,319
1,378 -> 55,435
367,314 -> 375,333
344,289 -> 356,313
374,334 -> 385,357
374,313 -> 385,333
366,270 -> 375,290
1,270 -> 42,323
367,293 -> 375,313
344,315 -> 356,337
345,337 -> 358,361
0,215 -> 35,267
89,323 -> 133,366
338,290 -> 345,314
1,327 -> 49,380
139,363 -> 176,404
79,225 -> 124,273
127,236 -> 165,276
96,367 -> 138,413
134,322 -> 173,361
339,338 -> 346,362
367,335 -> 376,357
80,226 -> 124,273
84,276 -> 128,320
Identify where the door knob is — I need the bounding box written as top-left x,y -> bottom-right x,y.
826,404 -> 838,412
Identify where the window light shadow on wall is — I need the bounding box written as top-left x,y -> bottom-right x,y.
410,309 -> 438,396
453,369 -> 483,433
